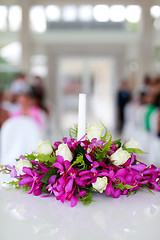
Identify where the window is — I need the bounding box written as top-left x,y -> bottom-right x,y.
45,5 -> 61,22
0,6 -> 8,31
126,5 -> 141,23
62,5 -> 77,22
110,5 -> 126,22
8,6 -> 22,31
150,5 -> 160,18
93,5 -> 109,22
150,6 -> 160,30
78,5 -> 93,22
30,6 -> 46,32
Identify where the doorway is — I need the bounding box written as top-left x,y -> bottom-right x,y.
57,56 -> 116,135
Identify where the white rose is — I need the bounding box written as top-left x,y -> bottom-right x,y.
15,159 -> 32,175
110,148 -> 131,166
87,123 -> 103,141
55,143 -> 73,162
124,137 -> 141,149
92,177 -> 108,193
35,140 -> 53,155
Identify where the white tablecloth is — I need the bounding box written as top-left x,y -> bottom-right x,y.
0,173 -> 160,240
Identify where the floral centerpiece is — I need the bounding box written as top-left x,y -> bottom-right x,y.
1,123 -> 160,207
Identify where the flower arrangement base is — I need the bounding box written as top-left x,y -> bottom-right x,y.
1,124 -> 160,207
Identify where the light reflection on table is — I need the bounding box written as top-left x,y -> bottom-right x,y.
0,174 -> 160,240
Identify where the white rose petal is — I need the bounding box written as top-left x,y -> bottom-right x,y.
92,177 -> 108,193
124,137 -> 141,149
15,159 -> 32,175
55,143 -> 73,162
110,148 -> 131,166
35,140 -> 53,155
87,123 -> 103,141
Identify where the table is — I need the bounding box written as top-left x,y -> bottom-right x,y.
0,173 -> 160,240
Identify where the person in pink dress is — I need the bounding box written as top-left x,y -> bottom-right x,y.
11,90 -> 45,129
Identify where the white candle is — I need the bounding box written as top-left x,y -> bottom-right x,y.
77,93 -> 86,140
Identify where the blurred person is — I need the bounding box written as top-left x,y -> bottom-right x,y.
152,76 -> 160,99
10,73 -> 29,96
140,74 -> 153,94
31,76 -> 49,114
144,91 -> 156,132
117,80 -> 131,132
158,114 -> 160,137
1,90 -> 20,115
0,108 -> 9,128
10,88 -> 45,129
0,90 -> 10,128
154,93 -> 160,137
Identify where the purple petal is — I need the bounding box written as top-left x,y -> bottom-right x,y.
22,167 -> 33,176
64,161 -> 71,171
5,165 -> 14,170
152,182 -> 160,191
59,176 -> 66,185
28,181 -> 37,194
105,181 -> 114,195
142,168 -> 156,175
109,170 -> 115,179
41,193 -> 52,197
123,189 -> 128,195
53,162 -> 64,171
92,161 -> 99,168
81,175 -> 93,181
60,193 -> 67,203
77,190 -> 86,198
79,170 -> 91,176
56,155 -> 64,164
112,188 -> 121,198
85,154 -> 93,162
34,187 -> 42,196
75,177 -> 86,186
62,137 -> 68,143
131,164 -> 146,172
116,168 -> 126,178
71,196 -> 78,207
10,168 -> 17,178
125,173 -> 134,183
65,178 -> 74,193
130,153 -> 135,165
19,177 -> 33,186
140,180 -> 149,184
49,175 -> 57,184
98,172 -> 109,177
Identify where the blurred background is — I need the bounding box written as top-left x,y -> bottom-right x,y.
0,0 -> 160,164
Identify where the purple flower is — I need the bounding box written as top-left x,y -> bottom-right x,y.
52,157 -> 87,207
5,165 -> 17,178
18,167 -> 43,195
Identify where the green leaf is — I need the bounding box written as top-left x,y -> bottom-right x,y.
41,168 -> 57,184
69,124 -> 78,139
36,153 -> 56,166
75,144 -> 86,156
127,189 -> 137,196
101,123 -> 110,142
113,139 -> 121,148
147,188 -> 154,194
7,180 -> 31,192
113,182 -> 135,191
123,146 -> 148,154
22,152 -> 56,167
41,183 -> 49,193
71,154 -> 87,170
95,134 -> 112,162
21,153 -> 36,161
78,186 -> 93,205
